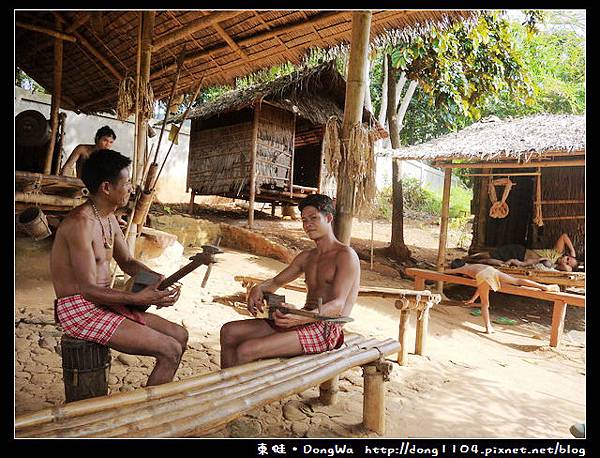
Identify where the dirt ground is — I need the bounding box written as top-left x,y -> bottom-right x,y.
14,203 -> 585,438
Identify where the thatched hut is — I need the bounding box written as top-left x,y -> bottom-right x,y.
180,61 -> 387,207
391,114 -> 585,265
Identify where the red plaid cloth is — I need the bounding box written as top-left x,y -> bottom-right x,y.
266,320 -> 344,354
54,294 -> 144,345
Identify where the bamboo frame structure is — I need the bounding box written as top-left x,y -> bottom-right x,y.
434,159 -> 585,169
16,336 -> 401,438
248,101 -> 261,228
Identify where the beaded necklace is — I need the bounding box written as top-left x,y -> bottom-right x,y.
89,199 -> 113,249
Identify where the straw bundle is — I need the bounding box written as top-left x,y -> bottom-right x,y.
116,75 -> 136,121
322,116 -> 342,179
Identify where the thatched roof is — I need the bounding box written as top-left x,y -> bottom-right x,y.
389,115 -> 586,162
15,10 -> 477,114
178,60 -> 385,136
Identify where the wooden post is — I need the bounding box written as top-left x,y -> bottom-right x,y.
362,361 -> 391,435
436,168 -> 452,293
397,303 -> 410,366
334,11 -> 371,245
44,19 -> 63,175
189,190 -> 196,215
318,377 -> 339,405
248,102 -> 261,228
289,112 -> 296,199
476,168 -> 490,251
550,300 -> 567,348
415,308 -> 430,356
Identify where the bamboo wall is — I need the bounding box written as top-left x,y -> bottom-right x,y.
469,158 -> 585,259
187,117 -> 253,196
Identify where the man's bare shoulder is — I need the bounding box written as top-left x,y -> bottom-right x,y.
57,206 -> 94,235
335,244 -> 360,263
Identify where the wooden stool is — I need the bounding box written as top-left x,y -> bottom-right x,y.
394,291 -> 441,366
60,335 -> 111,403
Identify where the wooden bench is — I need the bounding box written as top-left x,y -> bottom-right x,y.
235,276 -> 442,366
405,267 -> 585,348
15,334 -> 400,438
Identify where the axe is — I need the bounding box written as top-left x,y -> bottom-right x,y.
201,235 -> 222,288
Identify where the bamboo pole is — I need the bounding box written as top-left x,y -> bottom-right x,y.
112,340 -> 400,438
23,336 -> 371,438
475,167 -> 490,250
248,101 -> 262,229
435,160 -> 585,169
43,21 -> 63,175
334,11 -> 372,245
18,334 -> 365,435
289,112 -> 296,199
537,200 -> 585,205
542,215 -> 585,221
319,377 -> 339,405
15,192 -> 82,208
16,21 -> 77,41
362,363 -> 386,434
53,113 -> 67,175
397,307 -> 410,365
415,308 -> 430,356
466,172 -> 541,177
436,168 -> 452,293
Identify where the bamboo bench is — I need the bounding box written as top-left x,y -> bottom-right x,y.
235,276 -> 442,366
15,334 -> 400,438
405,268 -> 586,348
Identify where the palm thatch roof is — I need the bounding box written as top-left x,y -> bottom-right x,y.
178,60 -> 386,137
15,10 -> 478,114
389,114 -> 586,162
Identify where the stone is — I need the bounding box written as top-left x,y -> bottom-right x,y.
117,354 -> 139,366
31,346 -> 53,356
39,336 -> 58,352
31,352 -> 61,366
123,371 -> 145,385
291,420 -> 310,437
30,373 -> 55,385
283,400 -> 309,421
108,375 -> 120,385
15,371 -> 32,381
228,418 -> 262,438
15,337 -> 30,352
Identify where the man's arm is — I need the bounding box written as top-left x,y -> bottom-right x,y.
554,233 -> 576,257
247,251 -> 310,316
66,216 -> 176,308
111,215 -> 160,278
319,248 -> 360,317
60,145 -> 85,176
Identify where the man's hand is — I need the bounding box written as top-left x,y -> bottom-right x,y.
135,276 -> 181,308
247,285 -> 265,317
273,308 -> 311,328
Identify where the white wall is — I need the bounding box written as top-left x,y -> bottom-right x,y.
14,86 -> 191,203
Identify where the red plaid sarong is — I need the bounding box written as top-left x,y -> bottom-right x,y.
266,319 -> 344,354
54,294 -> 144,345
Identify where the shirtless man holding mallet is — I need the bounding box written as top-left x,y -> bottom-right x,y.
220,194 -> 360,368
51,149 -> 212,386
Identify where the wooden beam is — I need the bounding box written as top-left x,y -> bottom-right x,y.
26,12 -> 90,58
212,22 -> 248,60
43,20 -> 63,175
151,11 -> 347,81
16,21 -> 76,42
537,200 -> 585,205
475,167 -> 490,250
334,11 -> 372,245
466,172 -> 541,177
248,102 -> 261,229
434,160 -> 585,169
152,11 -> 241,51
72,30 -> 122,81
542,215 -> 585,221
436,168 -> 452,293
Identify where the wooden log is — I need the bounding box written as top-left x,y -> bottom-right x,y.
550,300 -> 567,348
475,168 -> 490,250
319,376 -> 339,405
435,160 -> 585,169
248,102 -> 261,228
111,340 -> 400,438
43,22 -> 63,175
15,191 -> 83,208
415,308 -> 430,356
188,190 -> 196,215
362,362 -> 388,435
334,11 -> 372,245
436,168 -> 452,293
397,306 -> 410,366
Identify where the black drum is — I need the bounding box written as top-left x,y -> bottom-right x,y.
60,335 -> 111,403
15,109 -> 51,147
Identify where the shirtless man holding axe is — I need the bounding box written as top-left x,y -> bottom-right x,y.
220,194 -> 360,368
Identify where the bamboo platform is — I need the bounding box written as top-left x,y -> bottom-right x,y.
15,334 -> 400,438
15,171 -> 87,213
496,266 -> 585,289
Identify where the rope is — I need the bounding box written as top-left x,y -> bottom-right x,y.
488,178 -> 514,219
533,171 -> 544,226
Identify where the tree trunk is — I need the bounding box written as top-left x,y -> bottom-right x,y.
390,158 -> 411,259
363,55 -> 373,113
386,55 -> 410,260
377,53 -> 388,127
394,72 -> 407,113
396,80 -> 418,130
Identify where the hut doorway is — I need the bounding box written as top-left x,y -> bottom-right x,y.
293,119 -> 323,190
485,175 -> 534,247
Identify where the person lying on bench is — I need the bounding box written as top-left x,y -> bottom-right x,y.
220,194 -> 360,369
465,233 -> 579,272
446,259 -> 561,334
